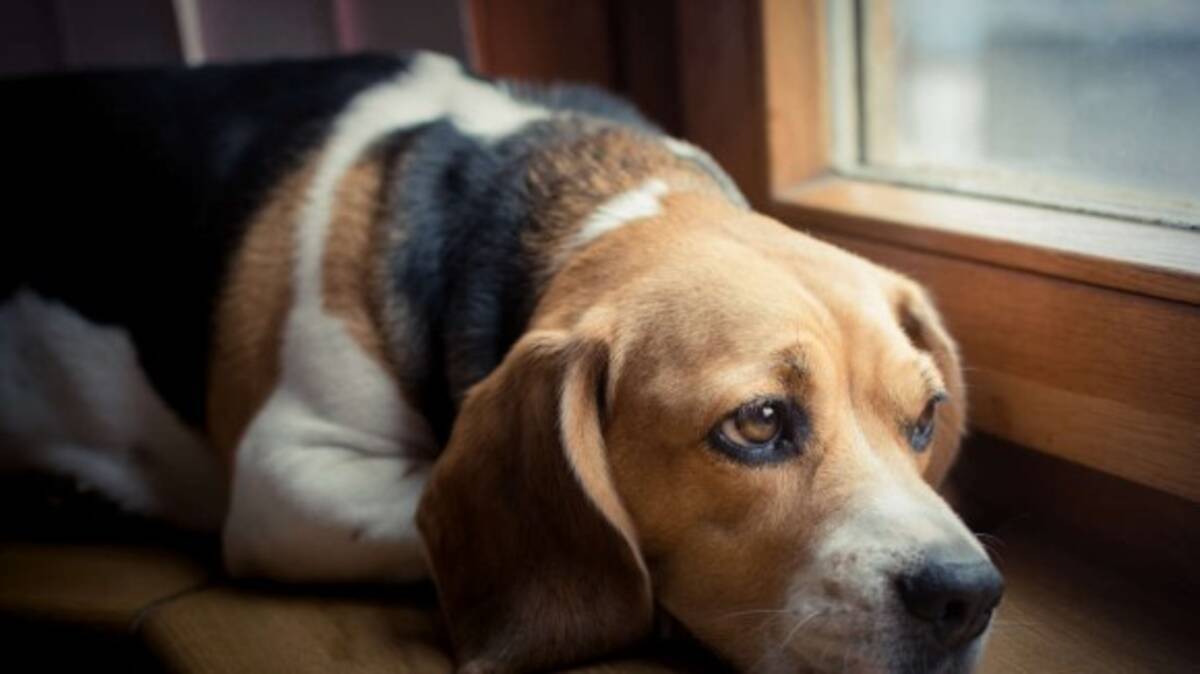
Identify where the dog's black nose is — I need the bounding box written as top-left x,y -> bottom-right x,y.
897,547 -> 1004,650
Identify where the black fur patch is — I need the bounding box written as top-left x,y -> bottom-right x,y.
1,54 -> 413,428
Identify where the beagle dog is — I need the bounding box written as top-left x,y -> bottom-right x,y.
0,52 -> 1002,673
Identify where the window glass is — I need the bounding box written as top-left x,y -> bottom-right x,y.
859,0 -> 1200,225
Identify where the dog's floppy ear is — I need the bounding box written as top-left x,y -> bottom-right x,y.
898,285 -> 967,488
417,329 -> 652,673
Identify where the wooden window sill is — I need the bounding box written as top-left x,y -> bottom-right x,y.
770,177 -> 1200,305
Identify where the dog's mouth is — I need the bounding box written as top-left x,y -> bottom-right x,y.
722,536 -> 1001,674
746,480 -> 1004,674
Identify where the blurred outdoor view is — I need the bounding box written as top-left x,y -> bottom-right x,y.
861,0 -> 1200,224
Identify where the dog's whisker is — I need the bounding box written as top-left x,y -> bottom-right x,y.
746,607 -> 829,674
973,531 -> 1007,564
711,607 -> 793,640
782,608 -> 826,645
974,531 -> 1006,547
714,607 -> 794,621
712,606 -> 797,651
990,619 -> 1036,627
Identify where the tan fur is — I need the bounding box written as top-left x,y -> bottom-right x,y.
419,189 -> 971,672
207,162 -> 314,461
319,149 -> 396,375
522,124 -> 729,278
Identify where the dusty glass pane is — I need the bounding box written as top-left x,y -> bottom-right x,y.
861,0 -> 1200,222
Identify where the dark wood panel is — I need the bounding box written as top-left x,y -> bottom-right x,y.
609,0 -> 682,134
466,0 -> 683,133
466,0 -> 614,85
676,0 -> 769,204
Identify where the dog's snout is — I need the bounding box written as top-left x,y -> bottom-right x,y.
897,546 -> 1004,650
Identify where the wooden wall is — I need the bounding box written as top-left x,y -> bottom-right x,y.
467,0 -> 683,134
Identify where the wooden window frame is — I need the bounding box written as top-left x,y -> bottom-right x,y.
676,0 -> 1200,502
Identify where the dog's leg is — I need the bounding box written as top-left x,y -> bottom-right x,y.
0,290 -> 227,530
221,388 -> 432,583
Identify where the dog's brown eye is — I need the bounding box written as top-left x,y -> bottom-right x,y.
709,399 -> 804,465
909,393 -> 946,452
723,401 -> 783,445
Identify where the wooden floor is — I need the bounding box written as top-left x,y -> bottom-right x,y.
1,469 -> 1198,672
978,526 -> 1198,674
0,522 -> 1195,672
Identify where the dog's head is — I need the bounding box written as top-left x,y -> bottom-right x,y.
417,189 -> 1000,673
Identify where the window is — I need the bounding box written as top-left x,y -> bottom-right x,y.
835,0 -> 1200,227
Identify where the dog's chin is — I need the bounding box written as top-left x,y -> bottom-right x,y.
882,639 -> 986,674
762,625 -> 990,674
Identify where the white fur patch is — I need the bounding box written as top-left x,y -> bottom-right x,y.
224,51 -> 552,582
450,79 -> 551,138
0,289 -> 227,530
573,178 -> 671,248
662,136 -> 749,208
663,137 -> 703,160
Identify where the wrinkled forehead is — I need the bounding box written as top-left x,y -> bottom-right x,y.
624,211 -> 905,353
612,211 -> 926,394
